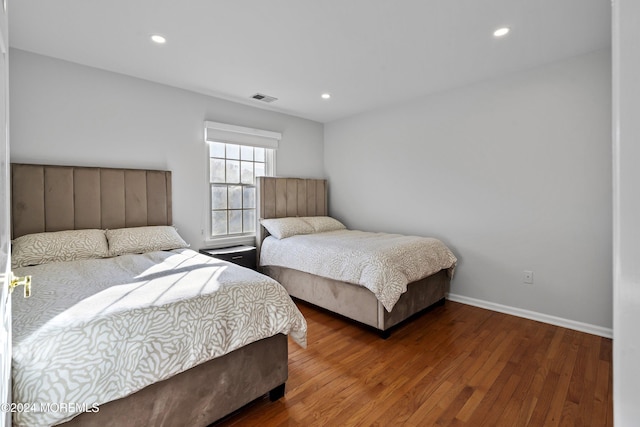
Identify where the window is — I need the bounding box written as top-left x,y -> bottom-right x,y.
204,121 -> 280,242
209,142 -> 270,236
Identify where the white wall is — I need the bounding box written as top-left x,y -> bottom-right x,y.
325,50 -> 612,330
613,0 -> 640,424
8,49 -> 325,248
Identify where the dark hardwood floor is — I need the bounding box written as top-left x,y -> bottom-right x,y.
217,300 -> 613,426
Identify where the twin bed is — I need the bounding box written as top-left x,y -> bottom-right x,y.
10,164 -> 306,427
9,166 -> 456,427
256,177 -> 456,337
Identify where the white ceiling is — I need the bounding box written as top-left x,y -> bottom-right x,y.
8,0 -> 611,123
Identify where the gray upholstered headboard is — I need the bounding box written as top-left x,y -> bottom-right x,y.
256,177 -> 327,254
11,163 -> 172,239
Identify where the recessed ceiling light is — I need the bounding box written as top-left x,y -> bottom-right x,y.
321,93 -> 331,100
151,34 -> 166,44
493,27 -> 510,37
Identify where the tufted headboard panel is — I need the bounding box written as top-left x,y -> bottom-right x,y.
256,177 -> 327,255
11,163 -> 172,239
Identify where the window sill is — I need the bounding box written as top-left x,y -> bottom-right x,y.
203,235 -> 256,249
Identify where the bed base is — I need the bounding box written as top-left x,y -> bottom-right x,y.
262,266 -> 449,335
59,334 -> 288,427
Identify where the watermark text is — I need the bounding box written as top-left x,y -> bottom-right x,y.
0,402 -> 99,413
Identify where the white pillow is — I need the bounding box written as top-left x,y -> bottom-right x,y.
106,226 -> 189,256
301,216 -> 347,233
260,217 -> 314,239
11,229 -> 109,268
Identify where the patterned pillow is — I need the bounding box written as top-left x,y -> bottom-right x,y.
260,217 -> 314,239
301,216 -> 347,233
106,226 -> 189,256
11,229 -> 109,268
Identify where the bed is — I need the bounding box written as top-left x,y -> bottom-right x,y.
256,177 -> 456,337
9,164 -> 307,427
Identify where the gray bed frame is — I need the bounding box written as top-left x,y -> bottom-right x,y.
256,177 -> 449,336
11,164 -> 288,427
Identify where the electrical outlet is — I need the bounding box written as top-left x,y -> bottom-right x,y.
523,270 -> 534,284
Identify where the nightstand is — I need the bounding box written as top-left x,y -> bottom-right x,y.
199,245 -> 257,270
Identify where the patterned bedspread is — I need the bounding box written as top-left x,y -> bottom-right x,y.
11,249 -> 307,427
260,230 -> 457,311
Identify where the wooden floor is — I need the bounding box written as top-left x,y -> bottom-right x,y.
216,300 -> 613,426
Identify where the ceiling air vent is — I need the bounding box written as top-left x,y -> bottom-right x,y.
251,93 -> 278,103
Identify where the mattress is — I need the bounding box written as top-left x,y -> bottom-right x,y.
11,249 -> 307,427
260,229 -> 457,311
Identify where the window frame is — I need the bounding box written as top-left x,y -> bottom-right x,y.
203,121 -> 279,248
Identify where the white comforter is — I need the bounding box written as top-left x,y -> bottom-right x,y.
11,249 -> 306,427
260,230 -> 457,311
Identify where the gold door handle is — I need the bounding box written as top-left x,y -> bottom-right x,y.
10,273 -> 31,298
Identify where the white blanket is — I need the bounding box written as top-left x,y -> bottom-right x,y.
260,230 -> 457,311
12,249 -> 306,427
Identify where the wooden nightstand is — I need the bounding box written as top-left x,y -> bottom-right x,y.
199,245 -> 257,270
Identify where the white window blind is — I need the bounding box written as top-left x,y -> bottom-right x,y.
205,120 -> 281,149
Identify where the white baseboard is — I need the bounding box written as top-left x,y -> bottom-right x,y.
446,293 -> 613,339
